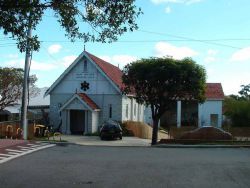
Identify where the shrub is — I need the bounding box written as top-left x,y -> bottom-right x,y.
224,98 -> 250,127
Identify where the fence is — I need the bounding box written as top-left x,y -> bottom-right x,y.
0,119 -> 43,139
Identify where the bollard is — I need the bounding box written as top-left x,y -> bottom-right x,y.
16,128 -> 23,140
6,125 -> 14,139
53,132 -> 62,141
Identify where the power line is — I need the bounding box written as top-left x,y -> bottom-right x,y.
39,39 -> 250,43
138,30 -> 243,49
40,44 -> 61,64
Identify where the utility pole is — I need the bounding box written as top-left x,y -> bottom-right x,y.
21,0 -> 33,140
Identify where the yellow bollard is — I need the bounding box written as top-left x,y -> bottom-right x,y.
53,132 -> 62,141
6,125 -> 13,139
16,128 -> 23,139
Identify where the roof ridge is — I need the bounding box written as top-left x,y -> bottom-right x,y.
85,51 -> 120,70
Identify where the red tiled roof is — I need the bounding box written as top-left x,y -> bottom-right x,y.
86,52 -> 124,90
205,83 -> 224,99
86,52 -> 224,100
77,93 -> 100,110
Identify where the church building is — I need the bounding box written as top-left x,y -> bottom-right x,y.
45,51 -> 144,134
45,50 -> 224,135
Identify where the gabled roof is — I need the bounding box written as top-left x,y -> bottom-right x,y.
85,52 -> 124,89
60,93 -> 100,111
45,51 -> 224,100
205,83 -> 224,100
45,51 -> 122,95
77,93 -> 100,110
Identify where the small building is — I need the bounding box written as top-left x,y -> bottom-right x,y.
45,51 -> 144,135
0,87 -> 50,122
147,83 -> 224,128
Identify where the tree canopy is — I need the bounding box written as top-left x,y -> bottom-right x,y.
224,83 -> 250,127
0,67 -> 39,111
239,84 -> 250,100
0,0 -> 142,52
122,57 -> 206,144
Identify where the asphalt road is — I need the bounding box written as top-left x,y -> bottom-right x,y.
0,144 -> 250,188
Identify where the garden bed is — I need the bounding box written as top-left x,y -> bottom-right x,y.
159,139 -> 250,145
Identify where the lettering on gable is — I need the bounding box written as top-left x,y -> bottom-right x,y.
74,73 -> 96,80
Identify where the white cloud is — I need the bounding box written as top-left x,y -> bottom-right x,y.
99,55 -> 137,68
151,0 -> 202,5
48,44 -> 62,54
204,49 -> 218,63
154,42 -> 198,59
31,60 -> 57,71
99,55 -> 112,63
4,59 -> 57,71
62,55 -> 78,67
165,6 -> 171,13
230,47 -> 250,62
207,49 -> 218,56
112,55 -> 137,66
204,56 -> 216,63
7,53 -> 19,59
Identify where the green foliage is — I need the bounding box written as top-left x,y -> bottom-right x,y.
238,84 -> 250,100
0,67 -> 39,110
122,57 -> 206,144
0,1 -> 142,52
122,57 -> 206,116
224,97 -> 250,127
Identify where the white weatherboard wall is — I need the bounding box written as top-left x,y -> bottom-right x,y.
198,100 -> 223,127
121,96 -> 145,122
49,55 -> 123,132
51,56 -> 119,95
121,96 -> 132,121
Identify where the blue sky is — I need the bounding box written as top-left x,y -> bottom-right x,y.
0,0 -> 250,95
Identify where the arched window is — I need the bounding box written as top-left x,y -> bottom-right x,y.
109,104 -> 112,119
84,60 -> 87,72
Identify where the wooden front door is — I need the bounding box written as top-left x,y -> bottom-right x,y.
70,110 -> 85,135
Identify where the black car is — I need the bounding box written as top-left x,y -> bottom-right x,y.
100,121 -> 122,140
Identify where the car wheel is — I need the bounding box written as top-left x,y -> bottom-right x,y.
100,133 -> 105,140
119,136 -> 122,140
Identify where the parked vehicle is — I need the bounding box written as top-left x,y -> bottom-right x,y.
100,120 -> 122,140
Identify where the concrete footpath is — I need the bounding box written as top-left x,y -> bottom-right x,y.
154,144 -> 250,148
54,136 -> 250,148
61,135 -> 151,147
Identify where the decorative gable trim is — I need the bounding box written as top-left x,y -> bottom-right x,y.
84,52 -> 122,94
60,94 -> 100,112
45,51 -> 121,96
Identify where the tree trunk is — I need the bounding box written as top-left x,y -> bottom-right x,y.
151,118 -> 159,145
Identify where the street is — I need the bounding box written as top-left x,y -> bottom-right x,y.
0,144 -> 250,188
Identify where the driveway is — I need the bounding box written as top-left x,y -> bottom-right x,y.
61,135 -> 151,147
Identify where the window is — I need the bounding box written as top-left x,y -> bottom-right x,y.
109,104 -> 112,119
138,105 -> 141,115
84,60 -> 87,72
126,104 -> 129,118
134,104 -> 136,116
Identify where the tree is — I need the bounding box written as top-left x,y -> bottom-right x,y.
239,84 -> 250,100
224,84 -> 250,127
0,67 -> 39,111
0,0 -> 142,52
122,57 -> 206,145
224,97 -> 250,127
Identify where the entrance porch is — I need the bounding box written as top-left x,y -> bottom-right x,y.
59,93 -> 100,135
